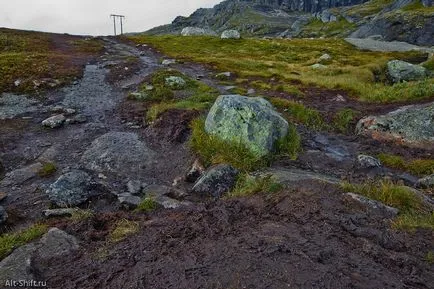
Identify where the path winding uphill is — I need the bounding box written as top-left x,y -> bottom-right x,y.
0,38 -> 433,289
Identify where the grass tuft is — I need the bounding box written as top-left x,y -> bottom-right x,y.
38,162 -> 57,178
109,219 -> 139,243
230,174 -> 283,197
378,153 -> 434,177
333,108 -> 359,133
0,224 -> 48,260
135,197 -> 158,213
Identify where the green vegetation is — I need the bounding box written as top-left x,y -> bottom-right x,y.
0,28 -> 103,94
128,35 -> 433,103
38,162 -> 57,178
342,180 -> 433,231
109,219 -> 139,243
189,118 -> 301,171
345,0 -> 394,17
401,0 -> 434,14
230,174 -> 283,197
269,97 -> 325,130
378,153 -> 434,176
135,197 -> 158,213
0,224 -> 48,259
300,17 -> 357,37
333,108 -> 359,133
425,251 -> 434,264
70,209 -> 94,222
129,69 -> 219,122
422,57 -> 434,71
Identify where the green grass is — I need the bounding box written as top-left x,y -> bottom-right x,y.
229,174 -> 283,197
300,17 -> 358,37
0,224 -> 48,260
189,118 -> 301,171
135,197 -> 158,213
378,153 -> 434,177
38,162 -> 57,178
70,209 -> 94,222
109,219 -> 139,243
333,108 -> 359,133
345,0 -> 394,17
393,212 -> 434,231
425,251 -> 434,264
128,35 -> 433,104
401,0 -> 434,13
269,97 -> 325,130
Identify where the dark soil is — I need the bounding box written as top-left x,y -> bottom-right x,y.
39,186 -> 434,289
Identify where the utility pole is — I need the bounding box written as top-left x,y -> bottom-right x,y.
110,14 -> 126,36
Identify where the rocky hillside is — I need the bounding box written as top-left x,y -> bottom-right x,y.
146,0 -> 434,46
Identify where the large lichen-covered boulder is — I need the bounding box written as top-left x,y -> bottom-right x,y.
356,102 -> 434,148
181,27 -> 216,36
221,30 -> 241,39
387,60 -> 428,83
205,95 -> 289,157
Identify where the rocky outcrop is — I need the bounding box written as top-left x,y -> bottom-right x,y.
356,102 -> 434,148
221,29 -> 241,39
387,60 -> 428,83
181,27 -> 217,36
205,95 -> 289,157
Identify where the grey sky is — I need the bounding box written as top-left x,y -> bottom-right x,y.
0,0 -> 221,35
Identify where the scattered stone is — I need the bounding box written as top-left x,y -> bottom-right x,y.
37,228 -> 79,260
417,174 -> 434,189
14,79 -> 21,87
162,59 -> 176,65
0,163 -> 43,187
205,95 -> 289,157
43,208 -> 80,218
357,154 -> 382,169
215,72 -> 232,79
118,193 -> 141,209
332,94 -> 346,102
318,53 -> 332,64
143,84 -> 154,91
192,164 -> 239,198
387,60 -> 428,83
344,193 -> 399,217
0,206 -> 7,225
311,63 -> 327,69
143,184 -> 186,199
165,76 -> 186,89
185,159 -> 205,183
153,195 -> 191,209
181,27 -> 216,36
72,114 -> 87,123
221,30 -> 241,39
46,170 -> 93,207
127,180 -> 143,195
65,108 -> 76,115
356,102 -> 434,148
80,132 -> 156,177
42,114 -> 66,128
247,88 -> 256,95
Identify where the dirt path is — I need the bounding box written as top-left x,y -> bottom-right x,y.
0,38 -> 433,289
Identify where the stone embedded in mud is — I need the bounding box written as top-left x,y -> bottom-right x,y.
42,114 -> 66,128
387,60 -> 428,83
43,208 -> 80,218
37,228 -> 79,260
417,174 -> 434,189
0,162 -> 43,187
356,102 -> 434,148
46,170 -> 93,207
118,193 -> 142,209
192,164 -> 239,198
165,76 -> 187,90
205,95 -> 289,157
0,206 -> 7,225
357,154 -> 382,169
221,30 -> 241,39
80,132 -> 156,177
344,193 -> 399,218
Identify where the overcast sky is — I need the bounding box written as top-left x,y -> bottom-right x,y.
0,0 -> 221,36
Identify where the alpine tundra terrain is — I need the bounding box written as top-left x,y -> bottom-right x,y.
0,0 -> 434,288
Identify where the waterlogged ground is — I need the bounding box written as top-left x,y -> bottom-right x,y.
0,35 -> 433,289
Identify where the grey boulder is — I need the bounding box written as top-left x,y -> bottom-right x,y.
46,170 -> 93,207
181,27 -> 216,36
42,114 -> 66,128
221,30 -> 241,39
387,60 -> 428,83
417,174 -> 434,189
357,154 -> 382,169
192,164 -> 239,198
205,95 -> 289,157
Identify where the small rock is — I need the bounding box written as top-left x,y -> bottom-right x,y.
318,53 -> 332,63
127,180 -> 143,195
311,63 -> 327,69
247,88 -> 256,95
172,176 -> 184,187
215,72 -> 232,79
64,108 -> 76,115
344,193 -> 399,217
357,154 -> 382,169
50,105 -> 64,113
221,30 -> 241,39
43,208 -> 79,218
181,27 -> 216,36
417,174 -> 434,189
185,159 -> 205,183
333,94 -> 346,102
192,164 -> 239,198
118,193 -> 141,209
162,59 -> 176,65
0,206 -> 8,225
14,79 -> 21,87
144,84 -> 154,91
46,170 -> 93,207
37,228 -> 79,260
165,76 -> 186,90
42,114 -> 66,128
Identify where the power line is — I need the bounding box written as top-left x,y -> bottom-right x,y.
110,14 -> 126,36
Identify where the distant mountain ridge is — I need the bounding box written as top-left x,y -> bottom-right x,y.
146,0 -> 434,46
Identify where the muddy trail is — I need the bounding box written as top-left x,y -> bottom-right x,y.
0,38 -> 433,289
